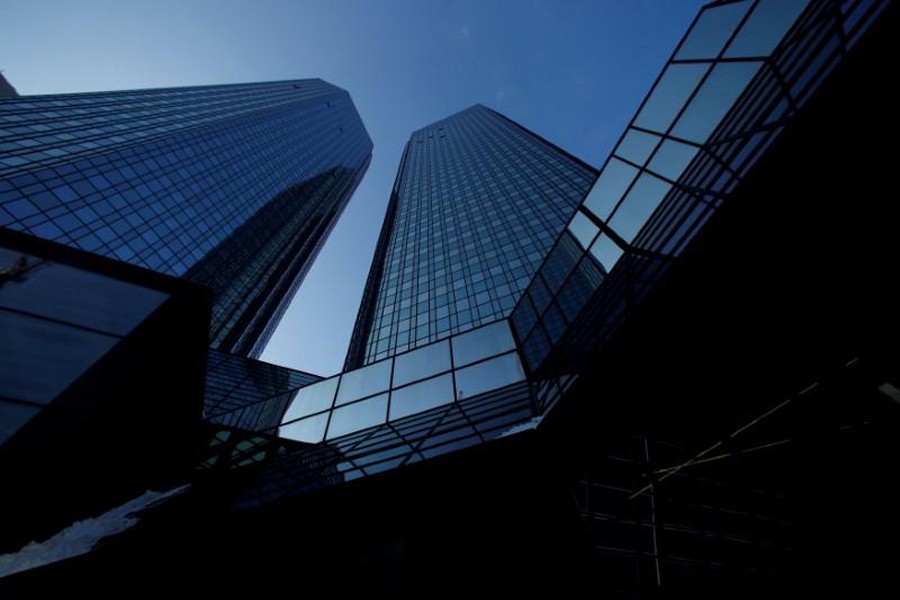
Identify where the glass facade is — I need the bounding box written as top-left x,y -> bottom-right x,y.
345,104 -> 596,368
512,0 -> 889,383
262,0 -> 892,492
0,79 -> 372,356
280,319 -> 525,443
0,243 -> 168,443
203,349 -> 321,432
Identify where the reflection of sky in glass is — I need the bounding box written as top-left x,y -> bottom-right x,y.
279,413 -> 329,443
726,0 -> 810,58
635,64 -> 707,132
281,376 -> 338,421
608,174 -> 672,242
336,359 -> 391,405
389,374 -> 454,420
583,158 -> 638,221
675,3 -> 749,60
392,340 -> 450,387
672,62 -> 761,142
279,320 -> 527,442
327,394 -> 388,439
455,352 -> 524,399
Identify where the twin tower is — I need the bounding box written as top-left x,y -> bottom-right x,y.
0,79 -> 584,366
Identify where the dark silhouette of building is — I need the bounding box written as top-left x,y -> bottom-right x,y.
0,79 -> 372,356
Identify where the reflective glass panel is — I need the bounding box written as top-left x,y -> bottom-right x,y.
726,0 -> 809,58
0,310 -> 117,404
281,376 -> 338,422
615,129 -> 660,166
648,140 -> 701,181
389,373 -> 454,420
335,358 -> 391,405
279,413 -> 329,443
451,320 -> 516,367
0,249 -> 167,336
392,339 -> 450,387
326,393 -> 388,439
567,210 -> 598,250
454,352 -> 525,400
675,3 -> 749,60
583,158 -> 638,221
672,62 -> 760,142
608,173 -> 673,243
634,64 -> 707,132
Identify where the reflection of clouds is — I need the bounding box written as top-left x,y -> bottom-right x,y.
460,23 -> 471,39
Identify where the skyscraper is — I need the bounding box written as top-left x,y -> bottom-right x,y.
3,0 -> 898,593
0,79 -> 372,356
345,105 -> 596,368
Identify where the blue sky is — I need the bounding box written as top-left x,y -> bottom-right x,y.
1,0 -> 705,375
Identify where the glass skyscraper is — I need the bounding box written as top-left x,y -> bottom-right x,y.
345,104 -> 596,368
0,79 -> 372,356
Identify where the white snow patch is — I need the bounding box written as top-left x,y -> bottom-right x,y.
498,416 -> 543,438
0,484 -> 190,578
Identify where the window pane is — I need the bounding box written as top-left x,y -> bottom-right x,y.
634,64 -> 707,132
335,358 -> 391,405
281,376 -> 338,422
326,393 -> 388,439
0,249 -> 167,336
608,173 -> 673,243
454,352 -> 525,400
672,62 -> 760,143
451,320 -> 516,367
726,0 -> 809,58
582,158 -> 638,221
589,234 -> 623,273
648,139 -> 700,181
389,374 -> 454,420
567,210 -> 598,250
279,413 -> 328,443
0,310 -> 117,404
675,3 -> 749,60
392,339 -> 450,387
615,129 -> 660,166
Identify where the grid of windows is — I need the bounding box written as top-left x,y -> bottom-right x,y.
349,105 -> 596,366
280,319 -> 526,443
203,349 -> 321,432
0,79 -> 372,356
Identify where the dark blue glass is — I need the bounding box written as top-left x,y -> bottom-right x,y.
1,79 -> 373,357
346,105 -> 596,367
